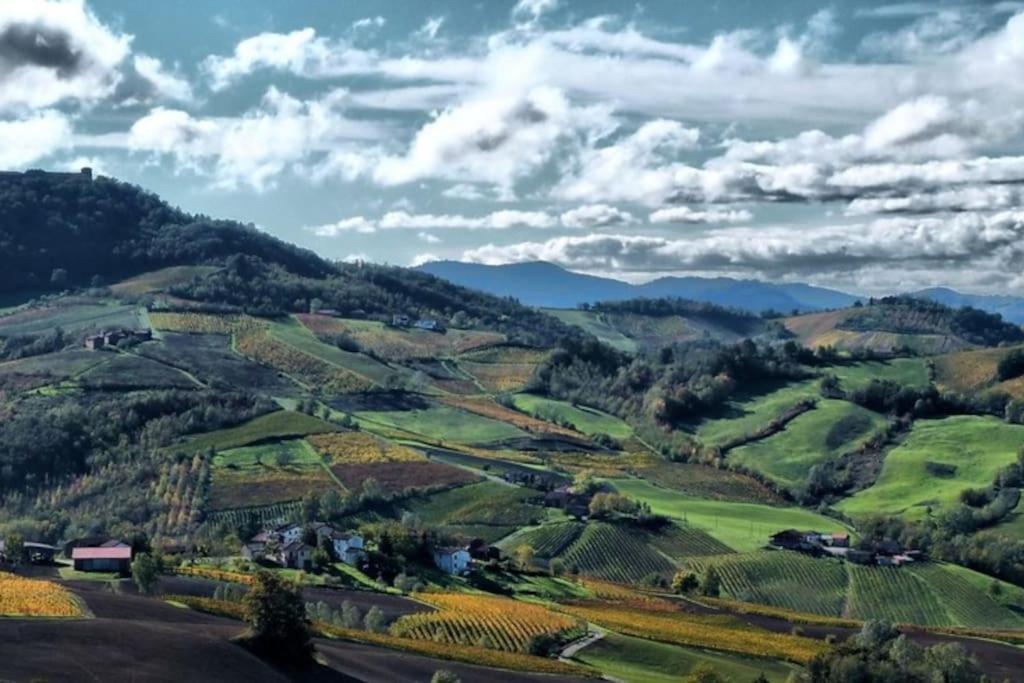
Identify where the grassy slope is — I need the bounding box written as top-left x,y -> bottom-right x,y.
728,399 -> 887,489
511,393 -> 633,439
837,416 -> 1024,519
176,410 -> 339,453
691,379 -> 820,447
576,632 -> 797,683
0,302 -> 145,337
212,439 -> 320,468
933,344 -> 1024,399
109,265 -> 219,295
356,405 -> 528,444
542,309 -> 638,353
609,478 -> 852,552
829,358 -> 931,391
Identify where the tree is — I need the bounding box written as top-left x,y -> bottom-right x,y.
431,671 -> 461,683
672,570 -> 699,595
514,544 -> 535,571
242,571 -> 311,663
4,533 -> 25,566
364,605 -> 387,633
341,599 -> 362,629
131,552 -> 159,595
682,664 -> 724,683
700,565 -> 721,597
549,558 -> 566,577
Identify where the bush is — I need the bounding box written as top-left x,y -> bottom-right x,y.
242,571 -> 311,663
997,349 -> 1024,381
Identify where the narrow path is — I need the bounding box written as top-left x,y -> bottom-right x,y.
559,626 -> 605,661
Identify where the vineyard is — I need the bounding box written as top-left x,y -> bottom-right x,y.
558,602 -> 829,665
909,564 -> 1024,629
206,501 -> 302,529
307,432 -> 426,464
846,565 -> 950,625
687,551 -> 848,616
0,572 -> 84,617
414,481 -> 545,528
209,466 -> 337,510
558,523 -> 676,583
455,346 -> 550,393
646,523 -> 735,560
171,566 -> 255,585
329,460 -> 478,495
499,522 -> 584,559
390,593 -> 583,653
149,312 -> 264,335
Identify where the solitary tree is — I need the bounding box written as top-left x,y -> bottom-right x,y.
364,605 -> 387,633
242,571 -> 311,663
514,544 -> 535,571
700,565 -> 721,597
4,533 -> 25,566
131,552 -> 159,595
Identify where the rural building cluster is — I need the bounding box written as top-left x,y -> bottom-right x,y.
83,328 -> 152,350
769,530 -> 923,567
241,522 -> 365,570
389,314 -> 445,332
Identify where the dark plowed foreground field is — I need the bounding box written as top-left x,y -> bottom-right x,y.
0,580 -> 589,683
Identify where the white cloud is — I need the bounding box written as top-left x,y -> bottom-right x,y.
380,209 -> 557,230
418,232 -> 441,244
373,85 -> 615,194
846,186 -> 1024,215
128,88 -> 388,190
649,206 -> 753,224
513,0 -> 559,26
560,204 -> 635,229
309,216 -> 376,236
410,253 -> 441,267
132,55 -> 194,102
461,211 -> 1024,282
0,0 -> 131,110
352,16 -> 385,31
415,17 -> 445,41
0,110 -> 72,167
442,183 -> 486,200
203,28 -> 376,90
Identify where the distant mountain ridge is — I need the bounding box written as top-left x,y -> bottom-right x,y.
416,261 -> 858,313
417,261 -> 1024,324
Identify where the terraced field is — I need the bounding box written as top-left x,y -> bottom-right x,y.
558,523 -> 677,583
727,399 -> 887,489
837,415 -> 1024,519
609,478 -> 850,552
511,394 -> 634,440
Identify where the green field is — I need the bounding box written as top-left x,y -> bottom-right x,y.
558,522 -> 677,583
410,481 -> 545,528
837,416 -> 1024,519
609,478 -> 851,552
828,358 -> 930,392
691,379 -> 820,447
511,394 -> 633,439
728,399 -> 887,489
175,410 -> 339,453
110,266 -> 219,295
576,632 -> 797,683
212,439 -> 321,468
356,405 -> 528,444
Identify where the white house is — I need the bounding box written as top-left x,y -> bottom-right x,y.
331,531 -> 364,565
274,523 -> 303,545
432,546 -> 471,575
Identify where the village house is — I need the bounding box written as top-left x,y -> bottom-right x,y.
768,529 -> 921,567
84,328 -> 153,350
279,541 -> 314,570
329,530 -> 365,566
433,546 -> 471,575
242,522 -> 364,567
414,319 -> 445,332
391,314 -> 411,327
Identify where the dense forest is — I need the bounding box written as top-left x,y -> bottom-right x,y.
588,297 -> 769,337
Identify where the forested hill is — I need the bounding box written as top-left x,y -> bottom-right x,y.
0,173 -> 571,345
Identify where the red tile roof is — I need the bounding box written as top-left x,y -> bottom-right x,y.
72,546 -> 132,560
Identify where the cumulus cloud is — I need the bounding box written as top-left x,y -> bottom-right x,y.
649,206 -> 753,224
513,0 -> 559,26
128,88 -> 388,190
462,212 -> 1024,281
373,86 -> 614,194
308,209 -> 559,235
0,110 -> 72,167
560,204 -> 635,229
0,0 -> 131,110
415,17 -> 445,41
309,216 -> 376,236
131,55 -> 194,102
846,186 -> 1024,215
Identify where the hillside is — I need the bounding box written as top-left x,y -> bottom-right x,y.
784,297 -> 1024,354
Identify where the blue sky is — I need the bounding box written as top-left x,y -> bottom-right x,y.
4,0 -> 1024,295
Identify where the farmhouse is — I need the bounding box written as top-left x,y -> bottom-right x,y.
433,546 -> 471,575
23,542 -> 59,564
768,530 -> 922,567
84,328 -> 153,350
279,541 -> 314,570
72,543 -> 133,573
329,530 -> 365,566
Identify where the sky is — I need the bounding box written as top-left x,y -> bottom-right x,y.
4,0 -> 1024,296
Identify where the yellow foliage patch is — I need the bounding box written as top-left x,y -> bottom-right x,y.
0,572 -> 84,617
307,432 -> 425,464
391,592 -> 583,653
